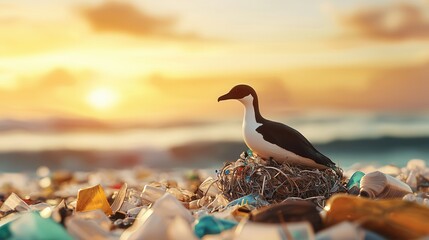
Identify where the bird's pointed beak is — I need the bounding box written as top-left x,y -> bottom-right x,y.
218,92 -> 233,102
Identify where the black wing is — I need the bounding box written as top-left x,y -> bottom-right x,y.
256,120 -> 335,167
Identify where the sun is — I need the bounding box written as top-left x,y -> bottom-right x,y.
86,87 -> 119,110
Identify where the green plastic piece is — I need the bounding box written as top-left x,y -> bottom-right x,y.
347,171 -> 365,189
194,215 -> 237,238
0,212 -> 73,240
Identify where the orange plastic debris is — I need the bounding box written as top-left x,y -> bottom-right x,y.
76,184 -> 113,216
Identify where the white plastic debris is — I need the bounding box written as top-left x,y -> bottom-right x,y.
407,159 -> 426,173
234,220 -> 314,240
199,177 -> 220,197
152,193 -> 194,223
141,185 -> 166,203
0,193 -> 30,214
167,216 -> 198,240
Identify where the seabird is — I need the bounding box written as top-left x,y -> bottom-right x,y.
218,84 -> 336,170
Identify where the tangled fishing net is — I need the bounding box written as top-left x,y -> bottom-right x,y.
217,151 -> 346,207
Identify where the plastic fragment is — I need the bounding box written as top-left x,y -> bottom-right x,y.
76,184 -> 113,216
406,170 -> 418,191
66,213 -> 113,240
234,220 -> 314,240
324,194 -> 429,239
111,183 -> 128,214
407,159 -> 426,173
74,209 -> 112,231
0,193 -> 30,216
199,177 -> 220,197
3,211 -> 73,240
120,209 -> 165,240
141,185 -> 166,203
346,171 -> 365,189
168,216 -> 198,240
315,222 -> 386,240
121,193 -> 194,240
226,194 -> 269,208
126,206 -> 144,218
152,193 -> 194,223
194,215 -> 238,238
250,200 -> 323,231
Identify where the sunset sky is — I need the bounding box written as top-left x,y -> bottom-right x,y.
1,0 -> 429,123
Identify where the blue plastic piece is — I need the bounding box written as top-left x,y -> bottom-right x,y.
226,194 -> 269,208
347,171 -> 365,189
194,215 -> 238,238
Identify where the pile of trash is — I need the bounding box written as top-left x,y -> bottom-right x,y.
0,154 -> 429,239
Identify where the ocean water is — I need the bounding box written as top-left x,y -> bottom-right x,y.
0,112 -> 428,172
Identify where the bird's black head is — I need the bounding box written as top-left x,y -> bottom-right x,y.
218,84 -> 257,102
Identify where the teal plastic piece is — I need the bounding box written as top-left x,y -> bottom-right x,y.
194,215 -> 237,238
226,194 -> 269,208
0,212 -> 73,240
346,171 -> 365,189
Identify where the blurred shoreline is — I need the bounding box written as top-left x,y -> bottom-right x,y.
1,136 -> 428,172
1,112 -> 428,172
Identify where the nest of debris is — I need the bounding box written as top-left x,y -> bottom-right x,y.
217,152 -> 346,208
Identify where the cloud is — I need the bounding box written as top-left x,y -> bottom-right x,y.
312,62 -> 429,110
335,3 -> 429,41
0,68 -> 93,116
80,2 -> 202,40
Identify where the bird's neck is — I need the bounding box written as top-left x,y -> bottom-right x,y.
240,95 -> 264,125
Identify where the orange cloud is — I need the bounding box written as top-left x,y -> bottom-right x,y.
81,2 -> 201,40
0,68 -> 93,117
305,62 -> 429,110
336,3 -> 429,41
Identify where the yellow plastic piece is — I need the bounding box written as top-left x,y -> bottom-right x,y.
76,184 -> 113,216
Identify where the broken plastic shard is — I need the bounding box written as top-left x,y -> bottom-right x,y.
324,194 -> 429,239
194,215 -> 238,238
152,193 -> 194,223
127,207 -> 144,218
6,212 -> 73,240
346,171 -> 365,190
111,183 -> 128,214
407,159 -> 426,173
168,216 -> 197,240
226,194 -> 269,208
315,222 -> 385,240
75,184 -> 113,216
207,194 -> 229,210
0,193 -> 30,215
120,209 -> 165,240
74,209 -> 112,232
250,200 -> 323,231
199,177 -> 220,197
167,188 -> 188,202
66,213 -> 113,240
234,220 -> 314,240
141,185 -> 165,203
406,170 -> 418,191
121,193 -> 195,240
